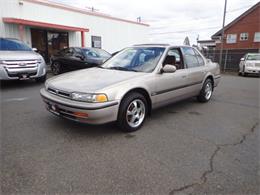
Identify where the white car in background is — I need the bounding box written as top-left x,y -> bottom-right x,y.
239,53 -> 260,76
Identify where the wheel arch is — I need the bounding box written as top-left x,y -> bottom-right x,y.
203,74 -> 214,89
119,87 -> 152,116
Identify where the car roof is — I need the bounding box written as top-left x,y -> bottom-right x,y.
73,47 -> 102,50
132,44 -> 193,48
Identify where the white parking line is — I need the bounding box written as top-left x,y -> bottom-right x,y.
2,97 -> 30,102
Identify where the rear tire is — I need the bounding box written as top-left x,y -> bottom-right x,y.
197,79 -> 213,103
51,61 -> 62,75
117,92 -> 147,132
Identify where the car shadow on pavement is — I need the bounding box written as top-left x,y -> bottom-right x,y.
45,115 -> 123,138
150,97 -> 198,119
0,80 -> 43,90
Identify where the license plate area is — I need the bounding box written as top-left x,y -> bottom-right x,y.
19,74 -> 29,80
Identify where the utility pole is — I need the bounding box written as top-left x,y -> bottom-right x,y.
219,0 -> 227,70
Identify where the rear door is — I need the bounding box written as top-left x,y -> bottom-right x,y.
182,47 -> 207,93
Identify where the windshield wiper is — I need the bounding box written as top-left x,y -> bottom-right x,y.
107,66 -> 138,72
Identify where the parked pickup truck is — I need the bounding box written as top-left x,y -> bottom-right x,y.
0,38 -> 46,82
41,44 -> 221,132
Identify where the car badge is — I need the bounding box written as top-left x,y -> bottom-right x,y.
19,62 -> 26,66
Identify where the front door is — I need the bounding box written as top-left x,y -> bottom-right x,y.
153,48 -> 189,107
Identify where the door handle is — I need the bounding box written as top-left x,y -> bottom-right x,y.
182,75 -> 187,78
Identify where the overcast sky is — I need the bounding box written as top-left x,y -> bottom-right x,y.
52,0 -> 259,45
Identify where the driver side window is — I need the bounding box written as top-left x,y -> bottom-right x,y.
64,48 -> 73,56
163,48 -> 184,70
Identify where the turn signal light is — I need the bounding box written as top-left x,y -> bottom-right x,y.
73,112 -> 89,118
95,94 -> 108,102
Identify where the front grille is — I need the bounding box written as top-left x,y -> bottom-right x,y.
255,63 -> 260,67
47,87 -> 71,98
3,59 -> 38,77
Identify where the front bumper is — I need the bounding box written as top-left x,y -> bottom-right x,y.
214,74 -> 221,87
244,67 -> 260,74
40,88 -> 119,124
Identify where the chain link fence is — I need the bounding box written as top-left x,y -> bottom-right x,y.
201,49 -> 259,71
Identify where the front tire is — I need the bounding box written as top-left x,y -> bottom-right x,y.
242,66 -> 247,77
197,79 -> 213,103
51,61 -> 62,75
117,92 -> 147,132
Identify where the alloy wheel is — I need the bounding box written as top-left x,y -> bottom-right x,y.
126,99 -> 146,128
205,82 -> 212,100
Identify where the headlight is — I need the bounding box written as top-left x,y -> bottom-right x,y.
36,58 -> 43,63
245,62 -> 253,67
71,92 -> 108,103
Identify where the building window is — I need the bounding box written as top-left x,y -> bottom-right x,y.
254,32 -> 260,42
240,32 -> 248,41
226,34 -> 237,44
91,36 -> 101,48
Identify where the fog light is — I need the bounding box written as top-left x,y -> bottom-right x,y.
73,112 -> 88,118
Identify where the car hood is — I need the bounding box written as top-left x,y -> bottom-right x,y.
47,67 -> 146,93
246,60 -> 260,64
0,51 -> 42,60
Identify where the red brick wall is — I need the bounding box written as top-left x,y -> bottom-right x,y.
216,6 -> 260,49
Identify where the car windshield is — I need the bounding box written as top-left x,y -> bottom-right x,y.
101,47 -> 165,73
82,48 -> 111,59
247,54 -> 260,60
0,38 -> 32,51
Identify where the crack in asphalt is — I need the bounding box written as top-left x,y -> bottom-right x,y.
169,122 -> 259,195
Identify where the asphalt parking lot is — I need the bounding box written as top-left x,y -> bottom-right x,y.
1,74 -> 259,194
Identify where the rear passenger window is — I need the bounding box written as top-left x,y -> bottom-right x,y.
193,49 -> 205,66
182,47 -> 199,68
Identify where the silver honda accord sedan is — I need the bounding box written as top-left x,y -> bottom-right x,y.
40,44 -> 221,132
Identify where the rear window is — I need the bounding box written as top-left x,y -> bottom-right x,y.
0,38 -> 32,51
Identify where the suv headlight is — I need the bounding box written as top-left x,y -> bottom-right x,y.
71,92 -> 108,103
245,62 -> 253,67
37,59 -> 43,63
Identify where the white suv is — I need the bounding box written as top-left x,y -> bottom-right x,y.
0,38 -> 46,82
239,53 -> 260,76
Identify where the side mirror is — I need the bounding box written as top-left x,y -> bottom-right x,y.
75,54 -> 85,60
32,48 -> 38,52
240,58 -> 245,61
161,64 -> 176,73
